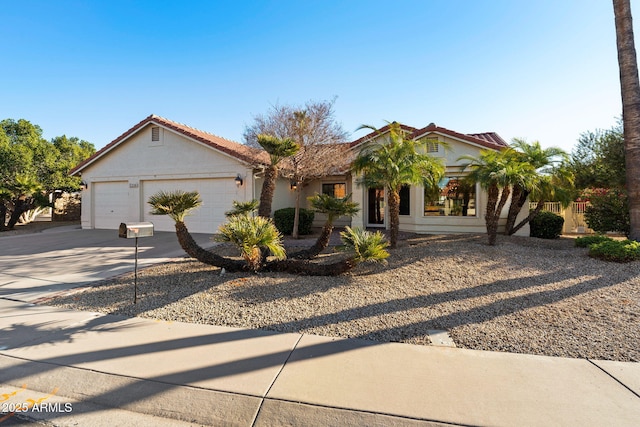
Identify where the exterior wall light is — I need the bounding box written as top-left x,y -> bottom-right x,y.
80,180 -> 88,190
235,174 -> 244,187
290,181 -> 297,190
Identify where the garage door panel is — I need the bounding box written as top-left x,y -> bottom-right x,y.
93,181 -> 129,230
142,179 -> 237,233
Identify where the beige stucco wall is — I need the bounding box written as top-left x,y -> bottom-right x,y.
78,124 -> 254,229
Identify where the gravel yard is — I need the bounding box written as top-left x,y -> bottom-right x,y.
47,233 -> 640,362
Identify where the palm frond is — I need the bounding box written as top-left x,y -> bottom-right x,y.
147,190 -> 202,223
339,226 -> 389,263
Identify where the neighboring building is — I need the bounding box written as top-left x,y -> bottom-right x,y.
71,115 -> 529,236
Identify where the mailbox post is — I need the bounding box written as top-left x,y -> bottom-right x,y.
119,222 -> 154,304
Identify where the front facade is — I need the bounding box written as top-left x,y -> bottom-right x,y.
72,115 -> 528,236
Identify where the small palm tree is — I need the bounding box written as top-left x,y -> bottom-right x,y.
352,122 -> 445,248
510,165 -> 575,235
256,134 -> 299,218
217,214 -> 286,271
289,193 -> 360,259
148,190 -> 245,271
504,138 -> 569,235
460,149 -> 536,245
339,226 -> 389,263
266,226 -> 389,276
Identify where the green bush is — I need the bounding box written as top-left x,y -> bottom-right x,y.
588,239 -> 640,262
574,235 -> 613,248
273,207 -> 315,235
530,210 -> 564,239
584,189 -> 630,236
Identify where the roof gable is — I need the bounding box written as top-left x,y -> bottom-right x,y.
70,115 -> 267,175
348,122 -> 508,153
411,123 -> 508,150
349,122 -> 418,149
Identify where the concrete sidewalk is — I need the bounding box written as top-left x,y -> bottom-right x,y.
1,299 -> 639,426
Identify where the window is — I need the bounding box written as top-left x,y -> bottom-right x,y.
424,177 -> 476,217
322,183 -> 346,198
426,140 -> 439,153
399,185 -> 410,215
151,126 -> 160,141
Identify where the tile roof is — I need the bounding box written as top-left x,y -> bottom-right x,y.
70,115 -> 267,175
349,123 -> 419,149
411,123 -> 509,150
348,122 -> 508,152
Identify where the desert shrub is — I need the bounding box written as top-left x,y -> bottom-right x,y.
530,210 -> 564,239
574,235 -> 613,248
588,239 -> 640,262
273,207 -> 314,235
583,188 -> 630,236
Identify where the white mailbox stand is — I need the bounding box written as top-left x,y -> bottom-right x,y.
119,222 -> 154,304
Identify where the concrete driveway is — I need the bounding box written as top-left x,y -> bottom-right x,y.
0,225 -> 215,303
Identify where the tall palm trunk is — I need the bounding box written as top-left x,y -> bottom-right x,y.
258,165 -> 277,218
485,184 -> 511,245
504,184 -> 529,235
614,0 -> 640,241
510,199 -> 545,236
387,188 -> 401,248
174,221 -> 246,272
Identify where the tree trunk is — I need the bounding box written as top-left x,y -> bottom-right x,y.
292,183 -> 301,239
387,188 -> 401,249
7,199 -> 26,229
174,221 -> 246,272
510,199 -> 545,235
0,203 -> 6,229
289,222 -> 333,259
485,184 -> 510,245
264,257 -> 356,276
614,0 -> 640,241
258,165 -> 277,218
505,184 -> 529,235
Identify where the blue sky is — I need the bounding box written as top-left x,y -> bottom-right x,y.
1,1 -> 633,153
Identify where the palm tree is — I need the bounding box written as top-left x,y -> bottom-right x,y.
504,138 -> 569,235
352,122 -> 446,248
148,190 -> 245,271
509,165 -> 575,235
266,227 -> 389,275
289,193 -> 360,259
461,149 -> 536,245
149,190 -> 389,276
613,0 -> 640,241
255,134 -> 299,218
217,214 -> 286,271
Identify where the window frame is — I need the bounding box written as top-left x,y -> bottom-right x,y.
321,182 -> 347,198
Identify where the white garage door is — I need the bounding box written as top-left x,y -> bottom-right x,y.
93,181 -> 129,230
142,178 -> 238,233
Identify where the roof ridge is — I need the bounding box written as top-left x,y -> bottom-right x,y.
150,115 -> 241,144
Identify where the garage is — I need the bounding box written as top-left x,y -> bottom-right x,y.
71,115 -> 259,233
142,178 -> 238,233
93,181 -> 129,230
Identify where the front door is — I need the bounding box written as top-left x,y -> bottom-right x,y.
367,187 -> 385,226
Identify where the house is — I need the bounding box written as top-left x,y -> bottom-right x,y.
71,115 -> 529,236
